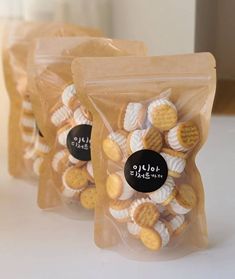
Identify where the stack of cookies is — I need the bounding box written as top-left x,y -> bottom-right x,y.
103,96 -> 199,251
50,84 -> 96,210
21,95 -> 50,176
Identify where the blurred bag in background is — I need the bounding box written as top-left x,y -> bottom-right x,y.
2,20 -> 102,180
28,36 -> 146,215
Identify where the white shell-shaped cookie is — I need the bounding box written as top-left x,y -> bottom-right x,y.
167,126 -> 189,152
127,222 -> 141,238
148,176 -> 175,204
35,137 -> 50,154
123,102 -> 145,132
22,132 -> 35,143
22,99 -> 33,111
62,84 -> 76,107
129,129 -> 145,153
21,116 -> 36,128
33,157 -> 43,176
58,127 -> 71,146
117,171 -> 135,200
169,198 -> 191,215
51,105 -> 72,127
154,220 -> 170,247
169,214 -> 185,232
160,152 -> 186,176
109,207 -> 130,221
52,150 -> 67,172
73,107 -> 92,125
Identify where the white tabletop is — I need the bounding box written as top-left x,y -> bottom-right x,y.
0,116 -> 235,279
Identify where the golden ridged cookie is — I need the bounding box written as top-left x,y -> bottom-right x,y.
63,166 -> 88,190
143,127 -> 163,152
140,228 -> 162,251
130,198 -> 159,228
147,99 -> 177,131
177,122 -> 199,149
80,186 -> 97,209
167,121 -> 200,152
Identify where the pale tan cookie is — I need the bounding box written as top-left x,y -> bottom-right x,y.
167,184 -> 197,215
160,148 -> 186,178
62,165 -> 88,198
166,121 -> 200,152
140,219 -> 171,250
140,227 -> 162,251
102,130 -> 127,162
109,199 -> 132,222
106,171 -> 134,200
130,198 -> 159,228
80,186 -> 97,210
147,98 -> 177,131
118,102 -> 146,132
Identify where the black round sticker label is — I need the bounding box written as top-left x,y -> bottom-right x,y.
124,150 -> 168,193
66,124 -> 92,161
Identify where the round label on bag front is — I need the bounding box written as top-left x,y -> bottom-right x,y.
124,150 -> 168,193
66,124 -> 92,161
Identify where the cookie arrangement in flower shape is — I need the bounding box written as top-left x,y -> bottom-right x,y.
50,84 -> 96,210
21,95 -> 50,176
103,96 -> 200,251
